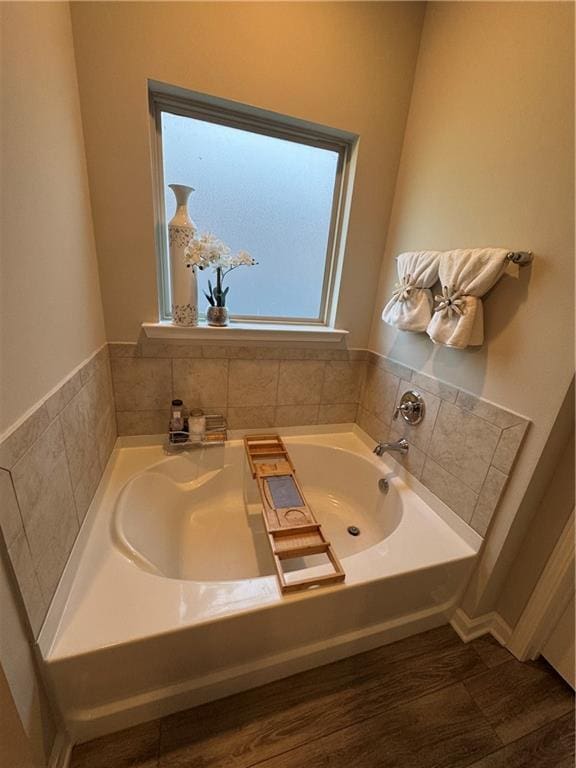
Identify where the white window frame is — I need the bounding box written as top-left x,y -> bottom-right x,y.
149,81 -> 357,328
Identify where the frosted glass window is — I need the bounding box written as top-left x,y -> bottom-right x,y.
160,112 -> 341,321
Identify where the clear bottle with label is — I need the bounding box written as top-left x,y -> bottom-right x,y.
169,399 -> 187,442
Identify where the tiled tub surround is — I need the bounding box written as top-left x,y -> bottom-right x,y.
110,340 -> 367,435
0,346 -> 116,636
110,340 -> 528,540
357,354 -> 530,538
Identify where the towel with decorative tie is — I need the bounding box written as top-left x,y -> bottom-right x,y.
426,248 -> 510,348
381,250 -> 442,332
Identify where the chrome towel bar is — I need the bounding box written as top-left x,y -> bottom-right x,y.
506,251 -> 533,266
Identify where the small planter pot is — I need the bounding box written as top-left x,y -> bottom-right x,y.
206,306 -> 229,327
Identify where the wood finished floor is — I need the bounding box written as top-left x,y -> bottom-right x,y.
70,627 -> 575,768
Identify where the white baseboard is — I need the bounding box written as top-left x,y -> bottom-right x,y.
451,607 -> 512,647
48,730 -> 72,768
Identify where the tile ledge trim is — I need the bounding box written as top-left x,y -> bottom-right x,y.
142,321 -> 349,343
0,342 -> 108,444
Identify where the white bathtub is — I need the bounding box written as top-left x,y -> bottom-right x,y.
39,426 -> 481,742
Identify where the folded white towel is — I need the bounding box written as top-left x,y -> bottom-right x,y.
426,248 -> 509,348
382,250 -> 441,332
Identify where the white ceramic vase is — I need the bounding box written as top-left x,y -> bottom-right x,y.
168,184 -> 198,326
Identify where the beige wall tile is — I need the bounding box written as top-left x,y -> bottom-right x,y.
0,405 -> 51,470
456,391 -> 527,430
492,423 -> 529,474
470,466 -> 508,537
96,407 -> 117,468
91,357 -> 117,467
34,519 -> 78,604
0,470 -> 23,549
202,345 -> 257,359
356,407 -> 390,444
80,346 -> 108,386
361,365 -> 400,425
322,361 -> 365,404
60,385 -> 102,523
318,404 -> 358,424
306,349 -> 349,361
111,358 -> 172,411
116,410 -> 170,436
411,371 -> 459,403
44,370 -> 83,421
370,354 -> 413,381
391,439 -> 426,480
202,344 -> 346,360
0,348 -> 118,625
7,532 -> 46,637
390,379 -> 440,452
227,406 -> 276,430
108,342 -> 139,358
140,340 -> 203,358
228,361 -> 279,407
90,354 -> 114,410
72,460 -> 102,525
274,405 -> 318,427
277,361 -> 325,405
11,420 -> 70,525
347,349 -> 369,362
172,359 -> 229,409
421,457 -> 478,523
428,401 -> 501,493
11,420 -> 78,605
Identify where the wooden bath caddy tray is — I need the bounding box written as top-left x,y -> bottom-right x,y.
244,435 -> 345,594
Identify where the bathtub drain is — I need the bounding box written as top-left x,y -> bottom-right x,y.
347,526 -> 361,537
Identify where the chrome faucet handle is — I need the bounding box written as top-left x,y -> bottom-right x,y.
394,390 -> 425,425
393,401 -> 417,419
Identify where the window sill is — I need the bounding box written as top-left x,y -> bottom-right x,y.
142,322 -> 349,343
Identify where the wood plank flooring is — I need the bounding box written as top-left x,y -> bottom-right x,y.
70,626 -> 574,768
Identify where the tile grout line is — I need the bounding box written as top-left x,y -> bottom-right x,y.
57,413 -> 83,528
272,359 -> 281,424
5,469 -> 48,622
314,360 -> 328,424
318,359 -> 329,410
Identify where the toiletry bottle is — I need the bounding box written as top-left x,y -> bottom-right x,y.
170,399 -> 185,442
189,409 -> 206,441
182,403 -> 190,435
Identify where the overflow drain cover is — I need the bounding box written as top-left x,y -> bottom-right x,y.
347,526 -> 361,537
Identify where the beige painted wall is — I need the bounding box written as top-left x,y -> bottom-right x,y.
497,382 -> 574,627
0,1 -> 106,435
0,3 -> 106,764
367,2 -> 574,614
70,1 -> 425,345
